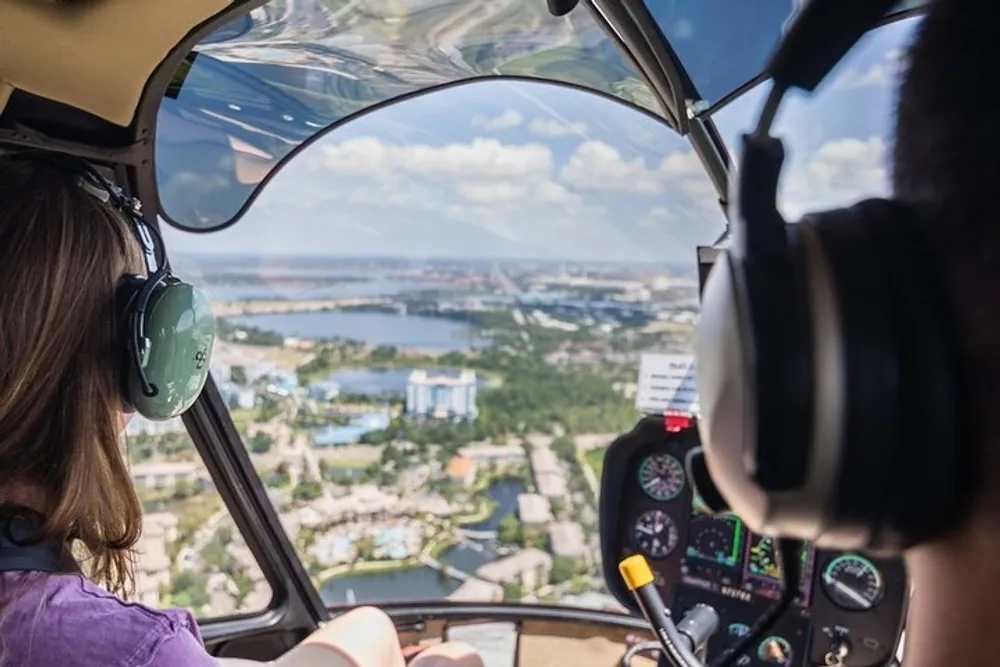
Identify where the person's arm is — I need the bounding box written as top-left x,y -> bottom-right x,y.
147,628 -> 222,667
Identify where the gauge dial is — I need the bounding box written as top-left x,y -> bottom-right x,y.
757,636 -> 793,665
686,513 -> 742,567
821,554 -> 885,610
631,509 -> 679,559
638,453 -> 686,501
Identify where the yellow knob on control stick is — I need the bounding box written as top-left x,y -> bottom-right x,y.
619,554 -> 656,590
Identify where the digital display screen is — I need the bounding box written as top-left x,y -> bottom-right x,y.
681,504 -> 814,608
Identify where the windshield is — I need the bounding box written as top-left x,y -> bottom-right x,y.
141,14 -> 914,623
711,16 -> 919,220
158,78 -> 722,613
645,0 -> 927,109
154,0 -> 658,233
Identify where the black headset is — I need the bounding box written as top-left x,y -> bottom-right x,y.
695,0 -> 974,554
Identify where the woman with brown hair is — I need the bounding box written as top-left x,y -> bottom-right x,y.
0,153 -> 482,667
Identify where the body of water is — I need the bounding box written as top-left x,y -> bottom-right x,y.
319,478 -> 525,605
235,310 -> 489,352
321,565 -> 462,604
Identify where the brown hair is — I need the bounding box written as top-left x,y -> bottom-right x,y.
0,154 -> 146,596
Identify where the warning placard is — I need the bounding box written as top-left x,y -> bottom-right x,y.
635,353 -> 699,415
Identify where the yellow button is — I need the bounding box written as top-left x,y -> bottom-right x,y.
619,554 -> 655,590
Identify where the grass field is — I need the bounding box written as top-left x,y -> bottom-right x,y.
584,446 -> 607,480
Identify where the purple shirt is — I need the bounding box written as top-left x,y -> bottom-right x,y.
0,571 -> 218,667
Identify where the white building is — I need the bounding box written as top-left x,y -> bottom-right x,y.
517,494 -> 553,526
529,447 -> 568,499
476,548 -> 553,593
460,443 -> 525,465
548,521 -> 588,559
405,369 -> 478,420
130,461 -> 203,490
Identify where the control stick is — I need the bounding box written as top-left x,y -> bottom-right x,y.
619,555 -> 719,667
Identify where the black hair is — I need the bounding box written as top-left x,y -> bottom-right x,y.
893,0 -> 1000,490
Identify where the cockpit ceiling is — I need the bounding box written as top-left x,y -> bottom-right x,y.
153,0 -> 662,231
0,0 -> 233,127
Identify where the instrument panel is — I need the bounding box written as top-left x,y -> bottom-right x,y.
600,416 -> 907,667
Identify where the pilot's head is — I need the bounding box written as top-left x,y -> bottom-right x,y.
894,4 -> 999,524
0,154 -> 146,595
892,1 -> 1000,661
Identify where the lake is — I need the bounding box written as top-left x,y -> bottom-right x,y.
234,310 -> 489,352
320,478 -> 524,605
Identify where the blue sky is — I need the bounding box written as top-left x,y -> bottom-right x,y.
162,16 -> 919,268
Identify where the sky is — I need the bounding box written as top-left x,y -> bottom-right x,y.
160,16 -> 919,268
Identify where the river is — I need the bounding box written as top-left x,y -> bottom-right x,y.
320,478 -> 523,605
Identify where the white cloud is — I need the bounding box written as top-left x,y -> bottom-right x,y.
470,110 -> 523,130
831,48 -> 903,91
320,137 -> 553,179
781,136 -> 888,219
179,131 -> 725,262
560,141 -> 666,194
639,206 -> 673,228
559,140 -> 714,205
457,181 -> 528,204
528,118 -> 588,138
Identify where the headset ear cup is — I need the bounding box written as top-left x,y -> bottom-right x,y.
116,275 -> 146,412
126,281 -> 216,421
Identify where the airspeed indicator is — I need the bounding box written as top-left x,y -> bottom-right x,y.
638,453 -> 685,501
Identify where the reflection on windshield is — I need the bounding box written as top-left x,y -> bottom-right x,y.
643,0 -> 927,108
155,79 -> 724,616
155,0 -> 659,231
711,16 -> 921,222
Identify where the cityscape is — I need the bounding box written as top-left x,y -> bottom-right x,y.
127,255 -> 700,618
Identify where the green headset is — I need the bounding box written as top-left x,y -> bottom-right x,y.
73,161 -> 217,421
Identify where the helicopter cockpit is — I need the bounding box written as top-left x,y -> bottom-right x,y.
0,1 -> 930,666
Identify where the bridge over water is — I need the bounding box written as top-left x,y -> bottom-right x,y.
456,527 -> 498,540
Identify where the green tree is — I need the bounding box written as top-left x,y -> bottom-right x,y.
498,513 -> 522,545
231,365 -> 247,385
551,435 -> 576,462
171,571 -> 210,610
201,528 -> 234,572
172,477 -> 196,500
272,461 -> 292,487
355,535 -> 376,562
502,580 -> 523,601
550,556 -> 576,585
293,479 -> 323,502
248,431 -> 273,454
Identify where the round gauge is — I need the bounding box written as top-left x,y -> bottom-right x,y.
638,453 -> 686,501
631,509 -> 679,559
757,636 -> 793,665
687,514 -> 739,567
821,554 -> 885,610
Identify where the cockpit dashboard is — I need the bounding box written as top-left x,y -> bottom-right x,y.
599,415 -> 907,667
